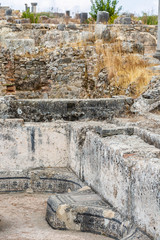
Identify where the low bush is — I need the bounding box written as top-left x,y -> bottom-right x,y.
22,8 -> 39,23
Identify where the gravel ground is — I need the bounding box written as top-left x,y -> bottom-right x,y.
0,193 -> 111,240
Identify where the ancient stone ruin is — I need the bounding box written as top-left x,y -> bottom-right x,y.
0,13 -> 160,240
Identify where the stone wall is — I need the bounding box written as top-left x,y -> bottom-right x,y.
0,46 -> 92,98
69,123 -> 160,239
0,119 -> 69,171
0,97 -> 133,121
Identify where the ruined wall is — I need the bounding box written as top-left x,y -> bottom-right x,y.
0,22 -> 158,98
0,46 -> 90,98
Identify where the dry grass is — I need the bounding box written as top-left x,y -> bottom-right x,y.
62,17 -> 80,25
94,41 -> 155,97
66,34 -> 156,98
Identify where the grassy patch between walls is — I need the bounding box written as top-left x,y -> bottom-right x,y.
94,41 -> 155,97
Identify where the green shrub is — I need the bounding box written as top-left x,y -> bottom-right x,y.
22,8 -> 39,23
38,12 -> 55,18
90,0 -> 122,22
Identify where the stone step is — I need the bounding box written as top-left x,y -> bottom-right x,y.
46,187 -> 151,240
0,168 -> 84,193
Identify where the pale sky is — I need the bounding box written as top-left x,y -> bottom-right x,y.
0,0 -> 158,15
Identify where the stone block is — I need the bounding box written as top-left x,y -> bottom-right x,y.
67,24 -> 77,30
15,18 -> 30,24
80,31 -> 95,42
0,98 -> 133,122
57,24 -> 66,31
120,17 -> 132,24
66,11 -> 70,17
46,187 -> 131,239
96,11 -> 109,24
5,8 -> 12,16
95,24 -> 107,39
0,170 -> 30,193
80,13 -> 88,24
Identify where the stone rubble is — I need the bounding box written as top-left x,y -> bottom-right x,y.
0,22 -> 158,99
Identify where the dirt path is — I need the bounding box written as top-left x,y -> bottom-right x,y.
0,193 -> 111,240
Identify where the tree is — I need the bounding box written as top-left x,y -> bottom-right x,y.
90,0 -> 122,22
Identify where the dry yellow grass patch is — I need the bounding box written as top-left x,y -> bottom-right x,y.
95,41 -> 155,97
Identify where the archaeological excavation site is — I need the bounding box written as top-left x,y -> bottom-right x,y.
0,2 -> 160,240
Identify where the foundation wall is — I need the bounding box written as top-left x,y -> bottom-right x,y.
0,120 -> 69,171
69,124 -> 160,239
0,97 -> 133,121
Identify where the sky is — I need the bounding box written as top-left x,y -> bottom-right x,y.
0,0 -> 158,16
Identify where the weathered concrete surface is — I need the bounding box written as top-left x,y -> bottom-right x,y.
0,97 -> 133,122
46,187 -> 131,239
69,123 -> 160,239
0,120 -> 69,170
131,159 -> 160,239
0,168 -> 84,193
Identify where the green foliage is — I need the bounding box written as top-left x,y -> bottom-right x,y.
22,8 -> 39,23
138,12 -> 158,25
38,12 -> 55,18
90,0 -> 122,21
108,13 -> 118,23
